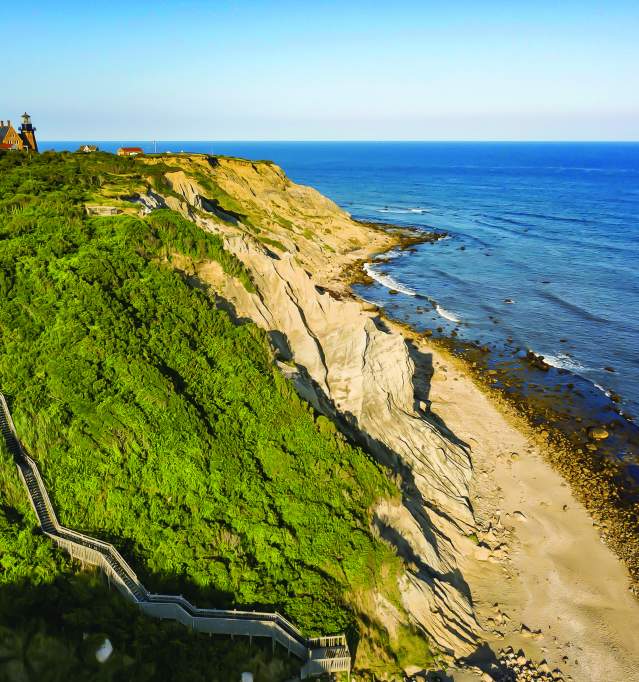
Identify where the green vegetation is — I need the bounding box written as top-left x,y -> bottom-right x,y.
258,236 -> 288,253
190,165 -> 259,230
0,152 -> 408,678
0,442 -> 297,681
146,208 -> 254,290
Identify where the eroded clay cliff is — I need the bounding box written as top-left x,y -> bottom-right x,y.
143,154 -> 480,660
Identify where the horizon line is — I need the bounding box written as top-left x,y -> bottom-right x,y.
40,138 -> 639,144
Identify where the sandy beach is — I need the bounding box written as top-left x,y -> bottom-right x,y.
343,220 -> 639,679
409,330 -> 639,680
333,218 -> 639,679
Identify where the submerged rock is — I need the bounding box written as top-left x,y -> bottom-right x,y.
588,426 -> 609,440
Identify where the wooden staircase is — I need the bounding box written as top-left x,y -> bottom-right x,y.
0,392 -> 350,679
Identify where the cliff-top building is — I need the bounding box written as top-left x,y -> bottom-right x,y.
0,113 -> 38,152
117,146 -> 144,156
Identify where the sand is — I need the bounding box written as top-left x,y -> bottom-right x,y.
413,336 -> 639,681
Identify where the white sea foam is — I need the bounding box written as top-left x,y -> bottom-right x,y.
377,207 -> 430,215
541,352 -> 586,373
593,382 -> 612,398
435,304 -> 461,323
363,263 -> 416,296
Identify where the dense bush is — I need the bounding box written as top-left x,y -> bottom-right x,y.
0,152 -> 399,671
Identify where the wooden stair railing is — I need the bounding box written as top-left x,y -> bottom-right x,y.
0,392 -> 350,679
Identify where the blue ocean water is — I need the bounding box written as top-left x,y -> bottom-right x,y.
43,141 -> 639,417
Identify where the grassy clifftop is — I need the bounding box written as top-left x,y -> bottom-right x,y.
0,152 -> 430,679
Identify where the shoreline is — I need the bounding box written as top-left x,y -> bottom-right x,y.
148,153 -> 639,679
339,221 -> 639,679
346,227 -> 639,595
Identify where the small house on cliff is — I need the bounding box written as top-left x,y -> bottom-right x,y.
78,144 -> 99,153
0,113 -> 38,152
117,147 -> 144,156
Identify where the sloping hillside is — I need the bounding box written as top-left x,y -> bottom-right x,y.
0,152 -> 443,679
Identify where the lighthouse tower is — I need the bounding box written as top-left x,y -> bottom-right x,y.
19,112 -> 38,152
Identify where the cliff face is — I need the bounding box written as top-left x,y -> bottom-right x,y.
144,155 -> 480,660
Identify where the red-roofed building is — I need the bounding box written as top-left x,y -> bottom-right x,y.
0,113 -> 38,152
117,147 -> 144,156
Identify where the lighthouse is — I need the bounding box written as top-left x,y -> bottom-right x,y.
19,112 -> 38,152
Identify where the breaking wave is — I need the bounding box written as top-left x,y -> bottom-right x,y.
435,304 -> 461,323
377,207 -> 430,215
363,263 -> 417,296
541,352 -> 587,373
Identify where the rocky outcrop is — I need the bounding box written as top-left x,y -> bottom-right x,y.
152,156 -> 480,659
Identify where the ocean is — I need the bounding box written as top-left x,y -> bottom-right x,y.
43,141 -> 639,423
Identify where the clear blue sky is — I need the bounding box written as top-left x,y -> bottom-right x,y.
2,0 -> 638,140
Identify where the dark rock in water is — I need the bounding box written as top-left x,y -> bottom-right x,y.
459,245 -> 466,250
560,338 -> 567,343
504,298 -> 515,304
437,326 -> 443,333
388,289 -> 398,295
525,350 -> 550,371
604,366 -> 616,373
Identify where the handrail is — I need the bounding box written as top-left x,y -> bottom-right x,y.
1,394 -> 144,591
0,392 -> 350,676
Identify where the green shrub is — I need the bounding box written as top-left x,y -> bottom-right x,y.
0,153 -> 397,647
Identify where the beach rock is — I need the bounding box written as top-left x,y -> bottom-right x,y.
588,426 -> 609,440
525,350 -> 551,371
